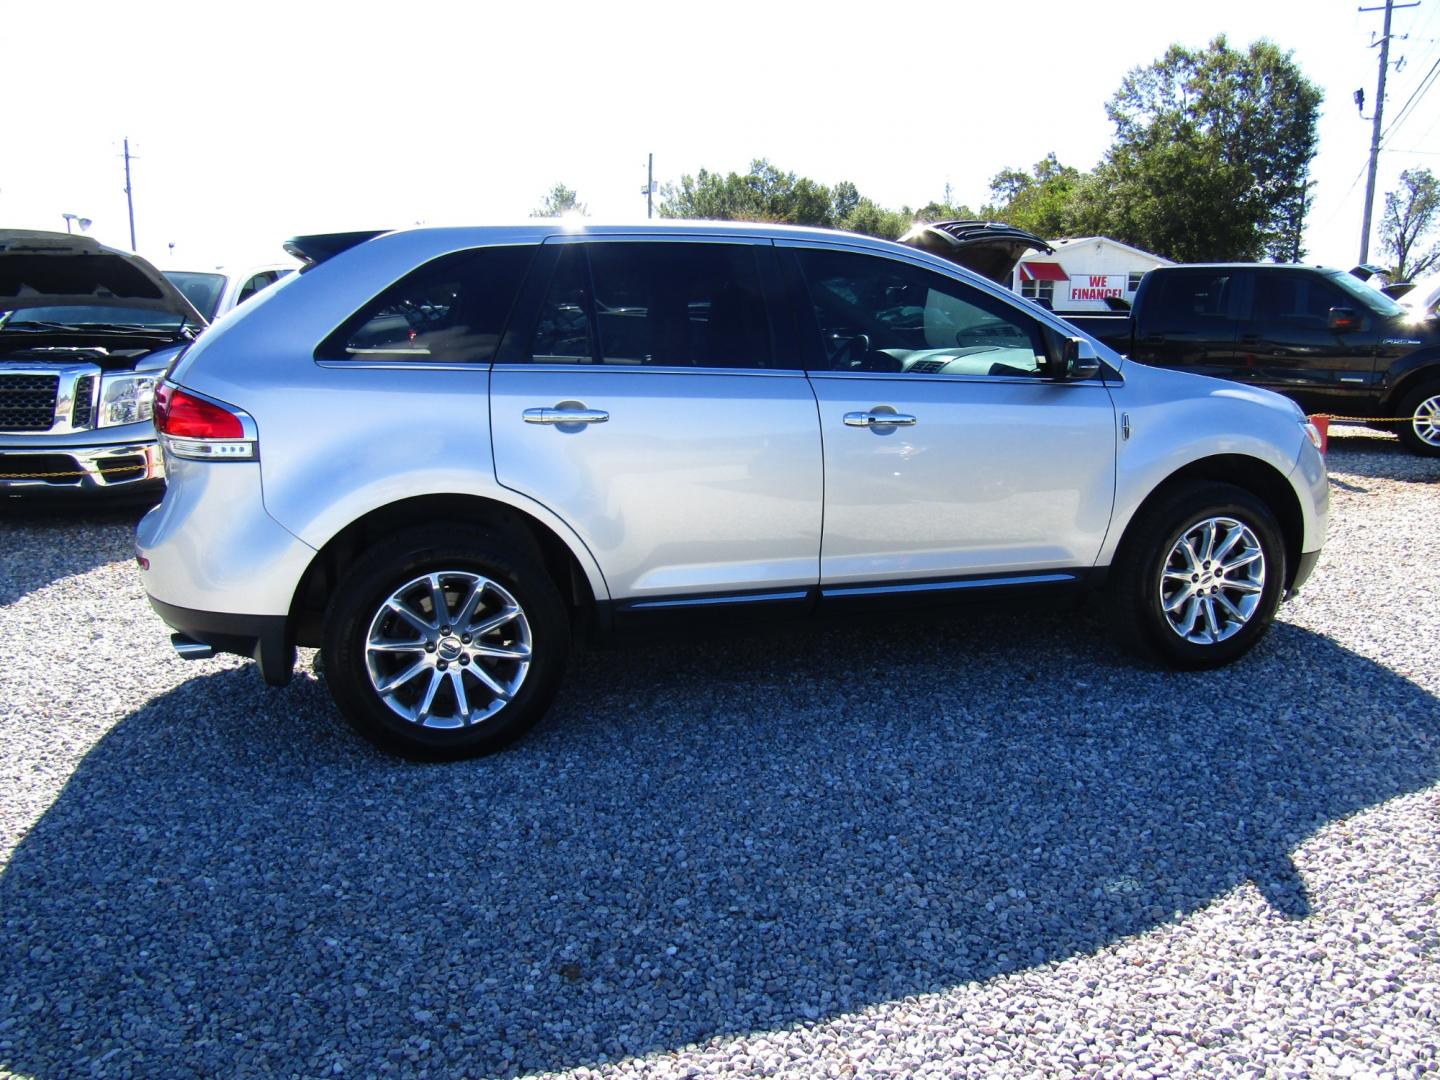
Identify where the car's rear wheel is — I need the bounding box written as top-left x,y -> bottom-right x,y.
1108,483 -> 1287,669
1396,382 -> 1440,456
321,526 -> 568,760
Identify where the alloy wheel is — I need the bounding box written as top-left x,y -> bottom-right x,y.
1158,516 -> 1266,645
1411,393 -> 1440,448
363,571 -> 532,728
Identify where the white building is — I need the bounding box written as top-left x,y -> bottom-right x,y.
1012,237 -> 1172,312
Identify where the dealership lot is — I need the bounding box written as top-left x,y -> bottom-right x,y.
1,430 -> 1437,1079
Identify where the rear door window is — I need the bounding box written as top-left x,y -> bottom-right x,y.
323,245 -> 536,363
1146,271 -> 1239,329
526,242 -> 774,368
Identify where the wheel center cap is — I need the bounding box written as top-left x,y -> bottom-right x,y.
437,636 -> 463,661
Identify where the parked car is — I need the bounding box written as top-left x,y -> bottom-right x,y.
138,223 -> 1328,760
1061,264 -> 1440,455
163,263 -> 295,322
1,229 -> 205,497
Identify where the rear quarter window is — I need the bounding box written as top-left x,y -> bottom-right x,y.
320,245 -> 536,363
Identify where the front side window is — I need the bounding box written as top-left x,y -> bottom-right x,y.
527,242 -> 773,368
324,245 -> 535,363
796,248 -> 1049,377
1253,274 -> 1351,329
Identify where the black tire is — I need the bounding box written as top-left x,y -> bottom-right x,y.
1395,381 -> 1440,456
321,525 -> 568,761
1107,483 -> 1287,670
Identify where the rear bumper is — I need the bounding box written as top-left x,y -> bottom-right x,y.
148,597 -> 296,686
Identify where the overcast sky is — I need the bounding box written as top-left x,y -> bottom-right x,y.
5,0 -> 1438,271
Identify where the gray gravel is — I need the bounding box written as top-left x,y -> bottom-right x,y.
1,426 -> 1438,1080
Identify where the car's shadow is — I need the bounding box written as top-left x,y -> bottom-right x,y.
1,612 -> 1437,1078
0,499 -> 153,605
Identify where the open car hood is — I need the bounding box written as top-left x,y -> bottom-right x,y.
0,229 -> 206,325
897,220 -> 1054,284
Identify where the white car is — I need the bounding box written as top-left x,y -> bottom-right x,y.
163,264 -> 296,323
138,221 -> 1329,760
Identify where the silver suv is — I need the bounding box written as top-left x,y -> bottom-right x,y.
138,223 -> 1329,760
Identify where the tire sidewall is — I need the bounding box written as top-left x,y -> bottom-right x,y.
322,528 -> 568,760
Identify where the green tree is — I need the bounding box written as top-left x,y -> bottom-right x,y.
659,159 -> 836,226
1094,36 -> 1321,262
838,198 -> 914,240
911,199 -> 978,224
1380,167 -> 1440,280
983,153 -> 1086,238
531,183 -> 586,217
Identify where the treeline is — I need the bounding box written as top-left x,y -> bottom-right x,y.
655,36 -> 1321,265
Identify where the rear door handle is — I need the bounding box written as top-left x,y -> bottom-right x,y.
1141,333 -> 1165,345
523,407 -> 609,425
1239,334 -> 1261,345
843,410 -> 917,427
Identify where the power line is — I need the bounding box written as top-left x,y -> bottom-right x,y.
1381,53 -> 1440,144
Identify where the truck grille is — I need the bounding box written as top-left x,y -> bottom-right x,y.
0,374 -> 59,431
71,374 -> 97,428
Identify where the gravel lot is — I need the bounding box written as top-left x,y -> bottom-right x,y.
2,428 -> 1438,1080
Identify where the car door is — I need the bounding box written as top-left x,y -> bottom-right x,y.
781,243 -> 1117,592
490,237 -> 823,610
1240,270 -> 1379,415
1130,268 -> 1246,380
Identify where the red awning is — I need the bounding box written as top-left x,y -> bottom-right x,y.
1019,262 -> 1067,282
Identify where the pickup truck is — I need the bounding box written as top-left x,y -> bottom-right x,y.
1,229 -> 206,497
1061,263 -> 1440,455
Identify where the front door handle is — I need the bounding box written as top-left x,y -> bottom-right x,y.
843,410 -> 917,428
523,407 -> 609,425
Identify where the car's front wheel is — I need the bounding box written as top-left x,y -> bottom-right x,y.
321,526 -> 568,760
1108,483 -> 1287,669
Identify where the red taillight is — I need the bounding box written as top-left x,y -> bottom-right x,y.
154,383 -> 244,439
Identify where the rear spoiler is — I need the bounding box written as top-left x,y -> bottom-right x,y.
283,230 -> 388,269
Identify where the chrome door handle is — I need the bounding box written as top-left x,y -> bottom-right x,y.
523,407 -> 609,425
843,410 -> 917,427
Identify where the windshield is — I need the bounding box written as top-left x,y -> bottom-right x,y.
163,271 -> 227,320
1,304 -> 187,330
1323,269 -> 1406,317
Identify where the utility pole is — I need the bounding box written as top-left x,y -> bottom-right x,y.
1358,0 -> 1420,263
644,153 -> 655,219
122,137 -> 138,252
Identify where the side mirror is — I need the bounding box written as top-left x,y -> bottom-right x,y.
1057,336 -> 1102,381
1327,307 -> 1360,333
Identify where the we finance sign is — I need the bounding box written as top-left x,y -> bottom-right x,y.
1069,274 -> 1128,302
